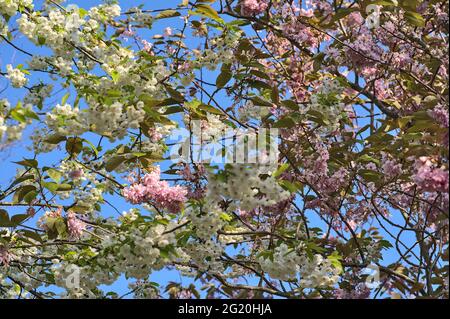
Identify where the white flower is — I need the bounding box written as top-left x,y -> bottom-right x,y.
207,164 -> 291,211
5,64 -> 28,88
0,0 -> 18,17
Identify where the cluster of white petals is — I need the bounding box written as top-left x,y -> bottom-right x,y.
5,64 -> 28,88
207,164 -> 291,211
258,244 -> 340,288
45,101 -> 145,141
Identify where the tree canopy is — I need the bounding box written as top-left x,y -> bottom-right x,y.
0,0 -> 448,299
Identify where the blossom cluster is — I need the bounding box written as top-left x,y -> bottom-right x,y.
206,164 -> 291,212
413,157 -> 449,193
185,203 -> 224,240
99,212 -> 180,280
45,101 -> 146,141
0,0 -> 448,300
0,0 -> 33,17
241,0 -> 268,16
5,65 -> 28,88
123,167 -> 188,213
0,245 -> 13,266
258,243 -> 340,288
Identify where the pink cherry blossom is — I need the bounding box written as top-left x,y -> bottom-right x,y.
241,0 -> 268,16
148,128 -> 163,142
413,157 -> 449,193
67,212 -> 86,240
0,246 -> 13,267
123,167 -> 187,213
69,169 -> 83,179
428,105 -> 449,128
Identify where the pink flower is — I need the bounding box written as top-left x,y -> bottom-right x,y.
122,28 -> 135,37
346,12 -> 364,27
123,183 -> 148,203
413,157 -> 449,193
382,153 -> 403,179
164,27 -> 173,37
67,212 -> 86,240
177,61 -> 191,73
241,0 -> 268,15
0,246 -> 13,267
123,167 -> 187,213
148,128 -> 163,142
69,169 -> 83,179
141,40 -> 153,53
334,283 -> 371,299
427,105 -> 449,147
428,105 -> 449,128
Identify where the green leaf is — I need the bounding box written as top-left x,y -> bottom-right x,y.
23,108 -> 39,120
327,251 -> 343,273
11,214 -> 29,226
279,180 -> 302,193
61,92 -> 70,105
359,169 -> 383,182
23,190 -> 38,204
165,86 -> 185,102
78,7 -> 88,18
330,8 -> 358,22
110,70 -> 120,83
10,174 -> 35,188
42,182 -> 58,192
250,96 -> 273,107
273,116 -> 296,128
219,212 -> 233,222
272,163 -> 290,178
163,105 -> 185,115
43,182 -> 72,192
10,109 -> 26,123
404,11 -> 425,27
47,168 -> 62,183
68,205 -> 90,214
271,86 -> 280,104
0,209 -> 11,227
216,68 -> 232,88
44,134 -> 67,144
281,100 -> 299,111
105,156 -> 126,172
357,154 -> 380,166
192,4 -> 223,23
65,137 -> 83,156
14,158 -> 38,168
13,185 -> 37,203
140,96 -> 165,108
198,104 -> 223,115
247,79 -> 272,91
55,219 -> 67,236
82,138 -> 99,157
38,36 -> 46,45
155,9 -> 181,19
